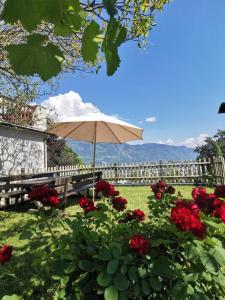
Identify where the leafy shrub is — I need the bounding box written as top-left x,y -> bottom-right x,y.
2,180 -> 225,299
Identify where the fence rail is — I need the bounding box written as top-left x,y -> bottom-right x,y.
3,159 -> 214,186
2,158 -> 225,208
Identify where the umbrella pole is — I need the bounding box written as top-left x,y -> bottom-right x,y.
92,123 -> 97,202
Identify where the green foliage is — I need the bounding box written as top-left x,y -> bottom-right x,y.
81,21 -> 101,64
102,18 -> 127,75
0,0 -> 171,80
47,136 -> 82,166
6,34 -> 64,81
1,185 -> 223,300
195,129 -> 225,160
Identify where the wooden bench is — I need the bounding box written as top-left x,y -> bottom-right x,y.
0,171 -> 102,210
53,171 -> 102,210
0,184 -> 27,208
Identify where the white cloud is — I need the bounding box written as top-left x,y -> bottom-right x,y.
41,91 -> 101,121
145,116 -> 156,123
155,134 -> 208,148
157,138 -> 174,145
180,133 -> 208,148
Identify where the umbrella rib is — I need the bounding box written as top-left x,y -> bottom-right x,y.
63,122 -> 86,138
116,124 -> 143,140
103,121 -> 122,144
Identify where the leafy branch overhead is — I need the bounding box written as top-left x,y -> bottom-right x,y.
0,0 -> 171,81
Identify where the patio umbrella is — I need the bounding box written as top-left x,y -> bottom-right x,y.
47,113 -> 143,200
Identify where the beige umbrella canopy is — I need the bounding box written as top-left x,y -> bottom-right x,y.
47,113 -> 143,199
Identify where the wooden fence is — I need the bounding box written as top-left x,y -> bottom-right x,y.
3,158 -> 216,186
2,158 -> 225,208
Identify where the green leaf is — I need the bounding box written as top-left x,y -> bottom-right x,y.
204,220 -> 224,230
64,263 -> 77,274
133,283 -> 141,297
97,272 -> 112,287
99,248 -> 112,261
104,285 -> 118,300
151,239 -> 173,247
1,0 -> 42,31
1,0 -> 83,32
102,18 -> 127,75
81,21 -> 101,63
200,251 -> 220,274
190,292 -> 210,300
209,246 -> 225,267
113,273 -> 129,291
184,242 -> 200,260
149,277 -> 162,291
57,289 -> 66,299
171,281 -> 188,300
183,273 -> 198,283
78,260 -> 91,271
141,280 -> 150,296
152,256 -> 174,278
6,34 -> 64,81
61,276 -> 69,285
120,264 -> 128,275
112,246 -> 121,259
103,0 -> 117,17
19,230 -> 33,240
107,259 -> 119,274
128,266 -> 138,282
118,291 -> 128,300
138,266 -> 147,278
2,296 -> 22,300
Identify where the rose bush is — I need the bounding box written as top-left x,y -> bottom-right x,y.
2,180 -> 225,299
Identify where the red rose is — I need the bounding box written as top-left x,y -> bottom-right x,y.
192,188 -> 219,214
170,200 -> 206,239
126,209 -> 145,222
47,196 -> 60,207
129,235 -> 150,255
166,185 -> 176,195
79,197 -> 97,214
112,197 -> 127,211
84,203 -> 98,214
0,245 -> 13,265
28,186 -> 50,201
175,200 -> 200,218
214,185 -> 225,198
150,184 -> 158,194
220,205 -> 225,223
150,180 -> 175,200
155,192 -> 162,200
79,197 -> 90,208
28,186 -> 59,207
111,190 -> 120,197
95,180 -> 116,197
213,203 -> 225,223
158,180 -> 167,188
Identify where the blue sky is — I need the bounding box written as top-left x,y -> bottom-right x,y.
40,0 -> 225,147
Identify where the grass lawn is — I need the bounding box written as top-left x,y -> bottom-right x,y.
0,185 -> 213,298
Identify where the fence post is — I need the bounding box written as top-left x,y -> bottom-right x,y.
159,160 -> 163,179
114,163 -> 118,183
21,168 -> 25,179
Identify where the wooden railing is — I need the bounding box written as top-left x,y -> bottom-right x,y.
2,158 -> 225,208
4,159 -> 213,186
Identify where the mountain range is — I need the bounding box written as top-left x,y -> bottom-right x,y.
67,140 -> 197,163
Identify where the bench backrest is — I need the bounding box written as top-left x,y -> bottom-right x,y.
71,171 -> 102,191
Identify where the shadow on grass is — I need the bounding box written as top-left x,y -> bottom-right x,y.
0,211 -> 57,299
0,195 -> 102,299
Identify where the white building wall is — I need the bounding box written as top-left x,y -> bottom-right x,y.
0,125 -> 47,175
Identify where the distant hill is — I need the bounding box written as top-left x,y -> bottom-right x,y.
67,140 -> 197,163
